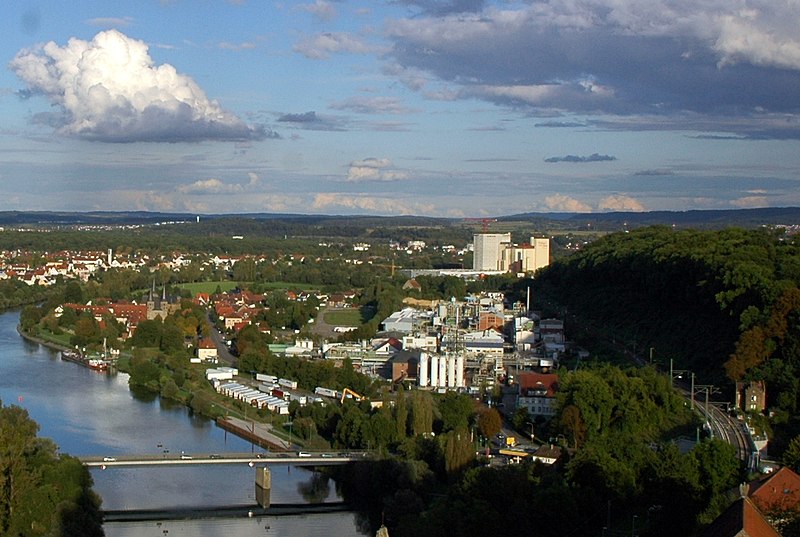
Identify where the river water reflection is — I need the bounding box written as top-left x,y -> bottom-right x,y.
0,310 -> 364,536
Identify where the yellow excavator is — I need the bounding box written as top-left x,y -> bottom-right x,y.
340,388 -> 364,404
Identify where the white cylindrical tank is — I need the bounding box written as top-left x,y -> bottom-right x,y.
438,354 -> 447,387
447,356 -> 456,388
456,355 -> 465,387
430,355 -> 439,387
419,352 -> 429,387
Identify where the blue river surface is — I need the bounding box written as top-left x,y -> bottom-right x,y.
0,310 -> 366,537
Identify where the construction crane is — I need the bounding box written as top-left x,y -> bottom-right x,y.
464,218 -> 498,233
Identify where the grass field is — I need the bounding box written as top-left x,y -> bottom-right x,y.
177,281 -> 318,294
177,281 -> 242,294
323,308 -> 364,326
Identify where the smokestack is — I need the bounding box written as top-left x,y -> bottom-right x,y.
526,286 -> 530,313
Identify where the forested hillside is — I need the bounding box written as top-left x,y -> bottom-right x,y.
533,225 -> 800,448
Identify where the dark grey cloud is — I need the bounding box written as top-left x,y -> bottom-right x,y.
393,0 -> 485,16
277,111 -> 348,131
384,2 -> 800,138
634,169 -> 674,176
535,121 -> 588,128
545,153 -> 616,163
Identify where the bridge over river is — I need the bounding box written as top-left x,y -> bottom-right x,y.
81,451 -> 370,520
79,450 -> 369,468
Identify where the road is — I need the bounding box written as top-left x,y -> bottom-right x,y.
207,311 -> 237,366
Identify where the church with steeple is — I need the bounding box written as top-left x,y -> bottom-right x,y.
146,280 -> 180,320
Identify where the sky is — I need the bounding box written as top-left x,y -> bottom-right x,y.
2,0 -> 800,217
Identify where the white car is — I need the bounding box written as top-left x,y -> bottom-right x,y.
103,457 -> 116,462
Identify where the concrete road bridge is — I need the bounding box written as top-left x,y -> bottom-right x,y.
79,451 -> 369,468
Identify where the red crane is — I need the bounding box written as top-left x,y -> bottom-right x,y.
464,218 -> 497,232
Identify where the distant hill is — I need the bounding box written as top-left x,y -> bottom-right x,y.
502,207 -> 800,230
0,207 -> 797,231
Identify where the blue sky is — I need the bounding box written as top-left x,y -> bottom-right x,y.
2,0 -> 799,217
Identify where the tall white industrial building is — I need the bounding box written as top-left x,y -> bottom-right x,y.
473,233 -> 550,274
473,233 -> 512,271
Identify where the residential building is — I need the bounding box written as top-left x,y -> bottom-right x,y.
196,338 -> 218,363
517,372 -> 559,418
737,380 -> 767,414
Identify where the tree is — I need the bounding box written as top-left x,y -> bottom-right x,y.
411,391 -> 434,436
71,313 -> 99,347
160,319 -> 185,353
19,305 -> 42,332
784,435 -> 800,471
62,281 -> 84,304
436,392 -> 475,434
0,402 -> 103,536
395,384 -> 408,440
443,426 -> 474,476
130,319 -> 162,348
476,407 -> 502,440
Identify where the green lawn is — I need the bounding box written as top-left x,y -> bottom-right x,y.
177,281 -> 318,294
177,281 -> 243,294
323,308 -> 364,326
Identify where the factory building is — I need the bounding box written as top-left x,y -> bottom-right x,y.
472,233 -> 550,274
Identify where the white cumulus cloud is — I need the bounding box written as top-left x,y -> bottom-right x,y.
346,158 -> 409,182
293,32 -> 375,60
312,193 -> 428,214
177,178 -> 243,195
545,194 -> 592,213
10,29 -> 265,142
598,195 -> 646,212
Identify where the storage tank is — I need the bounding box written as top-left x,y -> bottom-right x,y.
430,354 -> 439,387
419,352 -> 429,387
438,354 -> 447,388
456,355 -> 465,387
447,356 -> 456,388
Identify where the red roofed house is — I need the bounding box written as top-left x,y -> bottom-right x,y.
196,338 -> 218,363
516,372 -> 559,418
749,467 -> 800,517
702,496 -> 781,537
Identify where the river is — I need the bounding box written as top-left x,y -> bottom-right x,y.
0,310 -> 365,537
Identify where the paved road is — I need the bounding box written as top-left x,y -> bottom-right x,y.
207,311 -> 237,366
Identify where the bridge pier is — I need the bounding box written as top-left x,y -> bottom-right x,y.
255,466 -> 271,508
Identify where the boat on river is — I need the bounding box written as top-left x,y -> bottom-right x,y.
61,350 -> 110,371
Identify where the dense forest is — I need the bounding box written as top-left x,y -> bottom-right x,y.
530,226 -> 800,449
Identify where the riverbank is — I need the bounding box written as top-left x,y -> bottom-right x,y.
217,416 -> 292,452
16,324 -> 72,351
17,323 -> 300,452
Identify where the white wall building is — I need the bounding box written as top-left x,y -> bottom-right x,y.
473,233 -> 512,271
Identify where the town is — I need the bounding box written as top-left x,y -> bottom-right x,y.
9,218 -> 800,537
